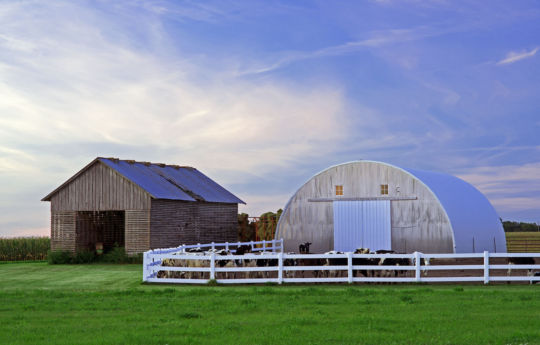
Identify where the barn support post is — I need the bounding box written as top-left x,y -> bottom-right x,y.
210,252 -> 216,280
483,251 -> 490,284
347,252 -> 353,283
414,251 -> 421,283
278,252 -> 283,284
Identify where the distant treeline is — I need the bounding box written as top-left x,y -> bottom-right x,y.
238,210 -> 282,242
502,220 -> 540,232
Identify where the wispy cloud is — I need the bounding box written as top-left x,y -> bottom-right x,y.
457,163 -> 540,220
241,26 -> 450,75
497,47 -> 539,65
0,1 -> 357,235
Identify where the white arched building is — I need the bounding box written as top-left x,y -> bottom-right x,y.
275,161 -> 506,254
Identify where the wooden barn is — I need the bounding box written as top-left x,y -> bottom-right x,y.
42,157 -> 245,255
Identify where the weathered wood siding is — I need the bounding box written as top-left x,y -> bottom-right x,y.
276,161 -> 454,254
49,161 -> 151,212
150,200 -> 238,249
125,210 -> 151,254
51,211 -> 77,252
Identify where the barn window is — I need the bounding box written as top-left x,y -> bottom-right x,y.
380,184 -> 388,195
335,185 -> 343,196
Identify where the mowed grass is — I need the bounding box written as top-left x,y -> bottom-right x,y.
0,263 -> 539,345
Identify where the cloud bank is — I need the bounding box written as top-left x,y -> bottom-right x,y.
0,1 -> 352,236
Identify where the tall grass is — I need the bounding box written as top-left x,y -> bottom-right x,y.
0,237 -> 50,261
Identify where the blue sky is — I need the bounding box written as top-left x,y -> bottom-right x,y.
1,0 -> 539,236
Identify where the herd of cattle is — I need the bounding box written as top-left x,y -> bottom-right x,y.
156,241 -> 539,281
157,242 -> 430,280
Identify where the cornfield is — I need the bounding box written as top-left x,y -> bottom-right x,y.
505,231 -> 540,252
0,237 -> 50,261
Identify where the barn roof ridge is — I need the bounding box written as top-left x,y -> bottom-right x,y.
42,157 -> 245,204
99,157 -> 195,170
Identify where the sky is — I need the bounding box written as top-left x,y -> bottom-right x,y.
1,0 -> 539,237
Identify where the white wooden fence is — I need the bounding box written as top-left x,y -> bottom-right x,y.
143,244 -> 540,285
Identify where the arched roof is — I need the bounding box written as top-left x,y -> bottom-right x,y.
403,167 -> 506,253
277,160 -> 506,253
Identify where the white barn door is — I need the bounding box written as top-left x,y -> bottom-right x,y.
333,200 -> 391,252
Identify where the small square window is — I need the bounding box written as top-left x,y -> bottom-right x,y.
380,184 -> 388,195
335,185 -> 343,196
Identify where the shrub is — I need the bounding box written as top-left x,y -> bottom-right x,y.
98,246 -> 142,264
47,250 -> 73,264
100,246 -> 127,263
73,250 -> 95,264
46,245 -> 142,265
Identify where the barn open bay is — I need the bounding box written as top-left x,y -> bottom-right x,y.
0,263 -> 538,345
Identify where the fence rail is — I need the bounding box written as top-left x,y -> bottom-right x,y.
143,243 -> 540,285
148,238 -> 284,255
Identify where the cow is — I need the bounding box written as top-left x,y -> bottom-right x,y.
284,253 -> 298,278
507,256 -> 536,280
375,250 -> 410,278
255,251 -> 278,279
235,245 -> 252,255
352,248 -> 378,278
324,251 -> 347,278
297,254 -> 325,279
213,249 -> 236,280
299,242 -> 312,254
411,255 -> 430,277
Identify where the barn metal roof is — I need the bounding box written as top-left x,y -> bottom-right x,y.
276,160 -> 506,253
42,157 -> 245,204
402,167 -> 506,253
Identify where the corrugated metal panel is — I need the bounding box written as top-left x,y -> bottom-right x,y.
333,200 -> 391,252
404,167 -> 506,253
98,158 -> 245,204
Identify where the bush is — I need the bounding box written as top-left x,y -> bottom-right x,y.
73,250 -> 95,264
46,246 -> 141,265
99,246 -> 142,264
47,250 -> 73,264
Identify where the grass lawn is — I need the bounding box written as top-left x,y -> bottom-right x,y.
0,263 -> 539,344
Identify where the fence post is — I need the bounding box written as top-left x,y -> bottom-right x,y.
271,239 -> 276,252
210,252 -> 216,280
483,251 -> 489,285
347,252 -> 353,284
142,251 -> 148,282
278,252 -> 284,284
281,238 -> 284,253
414,251 -> 421,283
225,242 -> 229,251
262,239 -> 266,251
211,242 -> 215,250
250,241 -> 254,251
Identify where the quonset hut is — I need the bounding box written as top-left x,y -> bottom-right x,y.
42,157 -> 244,255
275,161 -> 506,254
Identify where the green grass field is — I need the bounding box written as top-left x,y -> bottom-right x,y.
0,263 -> 539,345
